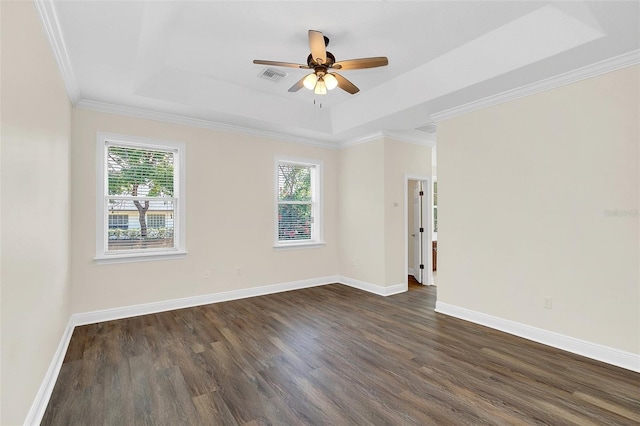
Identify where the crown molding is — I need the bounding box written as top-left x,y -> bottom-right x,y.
337,131 -> 385,149
75,99 -> 339,149
432,49 -> 640,123
338,130 -> 436,150
382,130 -> 436,148
76,99 -> 435,151
33,0 -> 81,104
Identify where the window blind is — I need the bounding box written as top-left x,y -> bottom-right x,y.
277,163 -> 313,241
106,143 -> 176,252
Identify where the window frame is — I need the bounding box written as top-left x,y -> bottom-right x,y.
274,156 -> 324,250
433,179 -> 438,239
95,132 -> 187,264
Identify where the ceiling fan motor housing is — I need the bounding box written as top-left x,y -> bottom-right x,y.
307,51 -> 336,68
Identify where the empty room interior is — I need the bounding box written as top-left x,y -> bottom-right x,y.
1,1 -> 639,424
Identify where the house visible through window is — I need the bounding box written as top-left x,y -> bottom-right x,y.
96,133 -> 186,262
276,158 -> 323,247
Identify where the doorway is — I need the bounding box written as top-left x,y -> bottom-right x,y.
405,176 -> 433,286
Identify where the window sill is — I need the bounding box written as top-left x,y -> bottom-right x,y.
273,241 -> 326,251
94,250 -> 187,265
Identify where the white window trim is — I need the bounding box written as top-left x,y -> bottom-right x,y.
274,156 -> 325,250
95,132 -> 187,264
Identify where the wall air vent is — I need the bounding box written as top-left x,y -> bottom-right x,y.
258,67 -> 288,82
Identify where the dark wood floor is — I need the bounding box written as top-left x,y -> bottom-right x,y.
43,282 -> 640,425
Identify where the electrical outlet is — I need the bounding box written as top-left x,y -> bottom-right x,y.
544,297 -> 552,309
236,268 -> 242,276
203,270 -> 211,279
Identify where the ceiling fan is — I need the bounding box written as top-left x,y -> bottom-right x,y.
253,30 -> 388,95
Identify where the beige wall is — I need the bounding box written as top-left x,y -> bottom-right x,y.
384,138 -> 432,285
438,65 -> 639,354
71,109 -> 340,312
339,138 -> 431,287
1,2 -> 72,424
338,139 -> 386,285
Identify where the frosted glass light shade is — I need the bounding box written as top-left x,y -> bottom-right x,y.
314,78 -> 327,95
303,74 -> 318,90
324,73 -> 338,90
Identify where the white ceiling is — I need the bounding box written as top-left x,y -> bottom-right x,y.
43,1 -> 640,146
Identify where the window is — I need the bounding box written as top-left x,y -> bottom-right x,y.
433,180 -> 438,234
275,158 -> 323,248
147,214 -> 166,229
108,214 -> 128,229
96,133 -> 186,263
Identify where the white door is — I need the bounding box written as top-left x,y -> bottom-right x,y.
413,182 -> 425,283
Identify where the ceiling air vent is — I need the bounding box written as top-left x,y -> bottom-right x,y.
258,67 -> 288,82
417,123 -> 437,134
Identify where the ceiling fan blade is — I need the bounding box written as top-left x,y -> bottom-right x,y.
253,60 -> 309,69
308,30 -> 327,65
333,57 -> 388,70
253,59 -> 309,69
333,73 -> 359,94
288,76 -> 306,92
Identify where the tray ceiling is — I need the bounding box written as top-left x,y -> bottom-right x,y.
40,1 -> 640,146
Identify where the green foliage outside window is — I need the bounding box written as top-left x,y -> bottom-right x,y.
278,163 -> 313,241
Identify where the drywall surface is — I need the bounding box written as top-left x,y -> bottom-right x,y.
338,138 -> 431,287
1,2 -> 72,423
384,138 -> 432,286
438,65 -> 639,354
70,108 -> 339,313
338,139 -> 386,285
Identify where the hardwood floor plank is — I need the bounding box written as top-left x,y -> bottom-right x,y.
62,326 -> 89,363
163,339 -> 220,397
573,390 -> 640,423
192,392 -> 239,426
43,283 -> 640,425
259,358 -> 348,424
155,365 -> 202,425
102,361 -> 135,425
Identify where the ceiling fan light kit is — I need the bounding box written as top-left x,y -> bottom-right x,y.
323,73 -> 338,90
303,73 -> 318,90
253,30 -> 388,96
315,78 -> 327,95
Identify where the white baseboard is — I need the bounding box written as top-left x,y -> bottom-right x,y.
71,275 -> 410,327
338,276 -> 407,296
435,301 -> 640,373
69,275 -> 409,327
72,275 -> 341,326
24,317 -> 76,426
